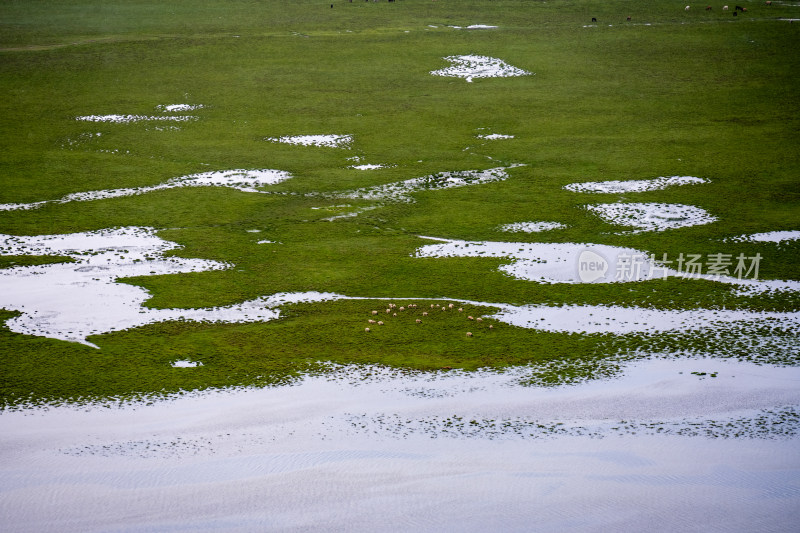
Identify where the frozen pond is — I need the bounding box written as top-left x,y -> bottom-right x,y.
1,358 -> 798,532
0,226 -> 339,346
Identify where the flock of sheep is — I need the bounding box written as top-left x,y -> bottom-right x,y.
593,2 -> 771,21
684,3 -> 773,12
364,302 -> 493,337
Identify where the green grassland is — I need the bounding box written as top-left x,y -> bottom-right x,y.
1,0 -> 799,406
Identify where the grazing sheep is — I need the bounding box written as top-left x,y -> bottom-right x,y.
467,316 -> 474,320
448,303 -> 454,309
723,5 -> 729,9
430,304 -> 436,308
372,310 -> 378,315
627,15 -> 631,21
377,321 -> 384,325
422,312 -> 428,316
399,307 -> 405,311
706,5 -> 712,10
386,309 -> 391,313
458,308 -> 463,312
466,332 -> 473,337
365,327 -> 370,332
368,319 -> 376,324
416,319 -> 422,324
476,318 -> 483,322
488,325 -> 494,329
766,1 -> 771,4
393,312 -> 397,317
441,307 -> 446,311
685,5 -> 690,11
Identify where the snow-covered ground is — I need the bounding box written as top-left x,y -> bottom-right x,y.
431,55 -> 532,82
585,202 -> 717,233
564,176 -> 708,194
0,169 -> 292,212
499,221 -> 567,233
264,134 -> 354,148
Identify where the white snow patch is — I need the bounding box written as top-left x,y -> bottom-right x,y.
156,104 -> 205,112
0,226 -> 342,346
265,134 -> 353,149
76,115 -> 198,124
431,55 -> 532,83
449,24 -> 498,30
350,164 -> 386,170
726,230 -> 800,244
171,360 -> 203,368
0,169 -> 292,211
499,221 -> 566,233
565,176 -> 709,194
477,133 -> 514,140
335,166 -> 519,204
586,202 -> 717,232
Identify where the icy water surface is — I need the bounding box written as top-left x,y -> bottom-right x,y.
1,358 -> 798,532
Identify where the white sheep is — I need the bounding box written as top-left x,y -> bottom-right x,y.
685,5 -> 690,11
372,310 -> 378,315
448,303 -> 454,309
468,316 -> 474,320
416,319 -> 422,324
422,312 -> 428,316
365,327 -> 370,332
476,318 -> 483,322
368,319 -> 376,324
377,321 -> 384,325
466,332 -> 473,337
